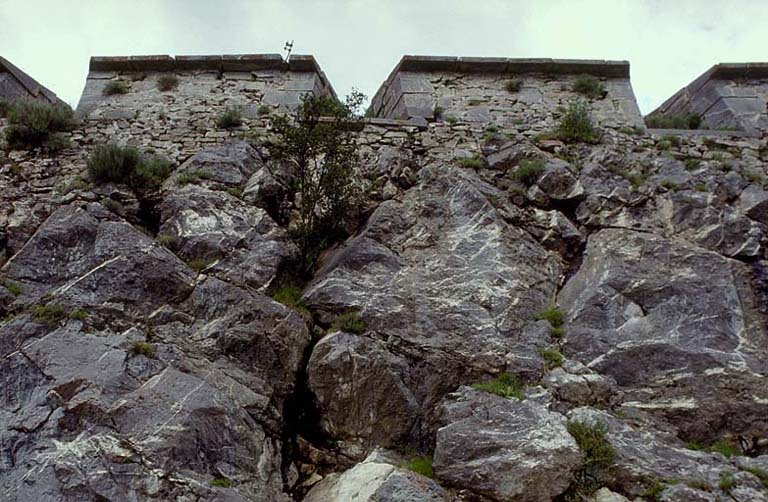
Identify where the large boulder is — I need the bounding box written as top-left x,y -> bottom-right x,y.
303,450 -> 451,502
304,164 -> 561,449
560,228 -> 768,441
433,387 -> 582,501
159,185 -> 294,290
2,202 -> 196,320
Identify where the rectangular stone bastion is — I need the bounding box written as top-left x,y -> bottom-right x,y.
650,63 -> 768,134
368,56 -> 645,130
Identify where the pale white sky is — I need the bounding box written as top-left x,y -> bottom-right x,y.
1,0 -> 766,113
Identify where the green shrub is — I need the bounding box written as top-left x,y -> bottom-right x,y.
549,326 -> 565,339
130,341 -> 156,357
558,101 -> 599,143
534,306 -> 564,327
512,159 -> 545,186
505,79 -> 523,93
87,144 -> 173,189
157,74 -> 179,92
210,477 -> 233,488
3,101 -> 74,150
718,472 -> 735,492
257,104 -> 272,116
330,312 -> 366,334
271,284 -> 309,317
471,372 -> 524,400
572,75 -> 607,99
538,347 -> 564,369
404,456 -> 434,478
69,309 -> 88,321
269,90 -> 366,273
5,281 -> 22,296
103,80 -> 129,96
455,154 -> 485,169
567,420 -> 615,467
645,113 -> 701,130
216,106 -> 243,129
0,100 -> 9,117
32,304 -> 67,327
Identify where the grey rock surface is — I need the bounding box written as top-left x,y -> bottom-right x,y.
433,387 -> 582,501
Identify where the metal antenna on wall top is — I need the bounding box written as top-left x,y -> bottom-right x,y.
283,41 -> 294,63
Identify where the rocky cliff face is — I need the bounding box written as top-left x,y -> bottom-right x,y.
3,108 -> 768,502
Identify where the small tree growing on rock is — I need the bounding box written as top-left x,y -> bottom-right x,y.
269,90 -> 365,273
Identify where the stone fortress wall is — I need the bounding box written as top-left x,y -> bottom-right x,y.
650,63 -> 768,134
370,56 -> 644,130
73,54 -> 335,162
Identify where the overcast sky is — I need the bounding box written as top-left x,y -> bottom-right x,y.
1,0 -> 766,113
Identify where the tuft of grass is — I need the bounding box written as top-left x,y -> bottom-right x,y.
130,341 -> 156,358
272,284 -> 310,317
225,186 -> 244,199
32,304 -> 67,327
693,183 -> 707,192
659,179 -> 679,191
549,326 -> 566,339
471,372 -> 524,400
68,309 -> 88,321
567,420 -> 615,467
88,144 -> 173,189
557,101 -> 600,144
103,80 -> 129,96
572,75 -> 607,100
404,456 -> 434,479
640,479 -> 666,501
538,347 -> 564,369
3,101 -> 74,150
5,281 -> 22,296
718,472 -> 735,493
156,233 -> 179,249
216,106 -> 243,129
741,466 -> 768,490
505,79 -> 523,93
645,113 -> 701,130
709,440 -> 740,458
157,74 -> 179,92
617,125 -> 644,135
512,159 -> 545,186
455,154 -> 485,169
330,312 -> 366,334
445,115 -> 459,125
176,169 -> 214,186
685,478 -> 711,491
684,158 -> 701,171
187,258 -> 215,272
257,104 -> 272,116
534,306 -> 564,327
210,477 -> 233,488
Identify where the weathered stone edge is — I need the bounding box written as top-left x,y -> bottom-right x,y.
394,55 -> 630,77
88,54 -> 335,97
0,55 -> 67,106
